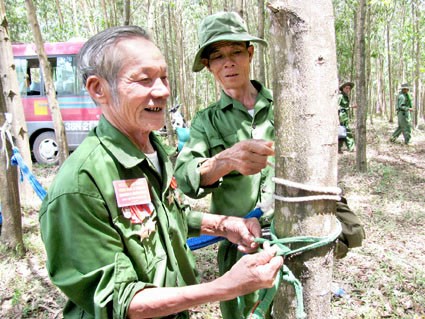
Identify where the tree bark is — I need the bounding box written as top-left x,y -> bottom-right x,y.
355,0 -> 367,172
268,1 -> 339,318
25,0 -> 69,166
413,0 -> 420,127
386,22 -> 394,123
0,0 -> 35,205
257,0 -> 266,85
123,0 -> 130,25
160,3 -> 175,147
0,62 -> 25,256
146,0 -> 155,41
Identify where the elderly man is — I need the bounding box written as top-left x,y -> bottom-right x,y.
390,83 -> 414,144
39,26 -> 283,319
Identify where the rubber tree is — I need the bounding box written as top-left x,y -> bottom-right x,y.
0,67 -> 25,256
355,0 -> 367,172
25,0 -> 69,166
268,1 -> 340,318
0,0 -> 34,205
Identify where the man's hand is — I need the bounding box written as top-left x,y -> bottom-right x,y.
199,139 -> 274,186
220,140 -> 274,176
217,242 -> 284,296
222,216 -> 262,254
200,214 -> 261,253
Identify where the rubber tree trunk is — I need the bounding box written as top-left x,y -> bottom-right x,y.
267,1 -> 339,318
0,0 -> 35,205
0,67 -> 25,256
355,0 -> 367,172
25,0 -> 69,166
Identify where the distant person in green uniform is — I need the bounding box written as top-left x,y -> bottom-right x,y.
174,12 -> 275,318
338,81 -> 356,153
38,25 -> 283,319
390,83 -> 414,144
175,12 -> 365,319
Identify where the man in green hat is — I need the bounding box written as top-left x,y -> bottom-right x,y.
390,83 -> 414,144
175,11 -> 365,319
175,11 -> 275,319
338,81 -> 356,153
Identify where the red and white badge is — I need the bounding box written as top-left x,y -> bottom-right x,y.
113,178 -> 151,207
113,178 -> 154,224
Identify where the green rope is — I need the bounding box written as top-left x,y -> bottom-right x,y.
249,220 -> 342,319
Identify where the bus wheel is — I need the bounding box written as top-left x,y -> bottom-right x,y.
33,131 -> 59,165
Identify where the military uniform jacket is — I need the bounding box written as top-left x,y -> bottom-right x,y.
175,81 -> 274,217
39,116 -> 203,319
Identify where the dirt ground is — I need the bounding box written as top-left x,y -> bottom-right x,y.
0,118 -> 424,318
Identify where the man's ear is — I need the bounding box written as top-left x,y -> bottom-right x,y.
248,45 -> 254,62
85,75 -> 109,105
201,58 -> 210,70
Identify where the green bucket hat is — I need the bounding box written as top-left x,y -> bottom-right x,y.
339,81 -> 354,91
399,83 -> 410,90
192,11 -> 268,72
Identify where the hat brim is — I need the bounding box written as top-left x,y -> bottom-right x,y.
192,34 -> 268,72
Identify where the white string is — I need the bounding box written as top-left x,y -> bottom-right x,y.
273,177 -> 342,194
273,177 -> 342,203
274,194 -> 341,203
0,114 -> 15,169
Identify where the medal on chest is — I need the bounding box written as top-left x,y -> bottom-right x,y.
113,178 -> 156,240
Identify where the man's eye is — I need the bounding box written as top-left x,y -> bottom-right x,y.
210,54 -> 223,61
138,78 -> 151,83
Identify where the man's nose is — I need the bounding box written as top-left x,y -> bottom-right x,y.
151,78 -> 170,98
223,54 -> 236,68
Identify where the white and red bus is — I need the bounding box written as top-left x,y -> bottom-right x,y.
13,41 -> 101,165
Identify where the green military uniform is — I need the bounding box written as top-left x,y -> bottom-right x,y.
391,89 -> 413,144
175,80 -> 366,318
338,92 -> 355,152
39,116 -> 203,319
175,81 -> 274,319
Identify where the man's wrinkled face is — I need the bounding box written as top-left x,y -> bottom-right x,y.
102,37 -> 170,137
202,41 -> 253,91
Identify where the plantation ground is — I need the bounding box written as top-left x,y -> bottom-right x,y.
1,118 -> 424,318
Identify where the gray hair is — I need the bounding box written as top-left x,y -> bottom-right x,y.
77,26 -> 150,105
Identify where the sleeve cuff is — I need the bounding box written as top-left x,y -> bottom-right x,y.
186,210 -> 204,237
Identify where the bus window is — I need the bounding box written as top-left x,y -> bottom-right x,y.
27,59 -> 42,95
55,56 -> 78,95
15,59 -> 29,95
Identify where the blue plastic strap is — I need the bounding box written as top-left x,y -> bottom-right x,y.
11,147 -> 47,200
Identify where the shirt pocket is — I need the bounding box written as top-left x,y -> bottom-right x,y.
113,215 -> 166,278
209,132 -> 238,156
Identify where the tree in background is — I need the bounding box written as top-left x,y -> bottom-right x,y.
355,0 -> 367,172
25,0 -> 69,165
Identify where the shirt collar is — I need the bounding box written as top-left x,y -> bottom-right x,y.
218,80 -> 273,111
95,116 -> 173,169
